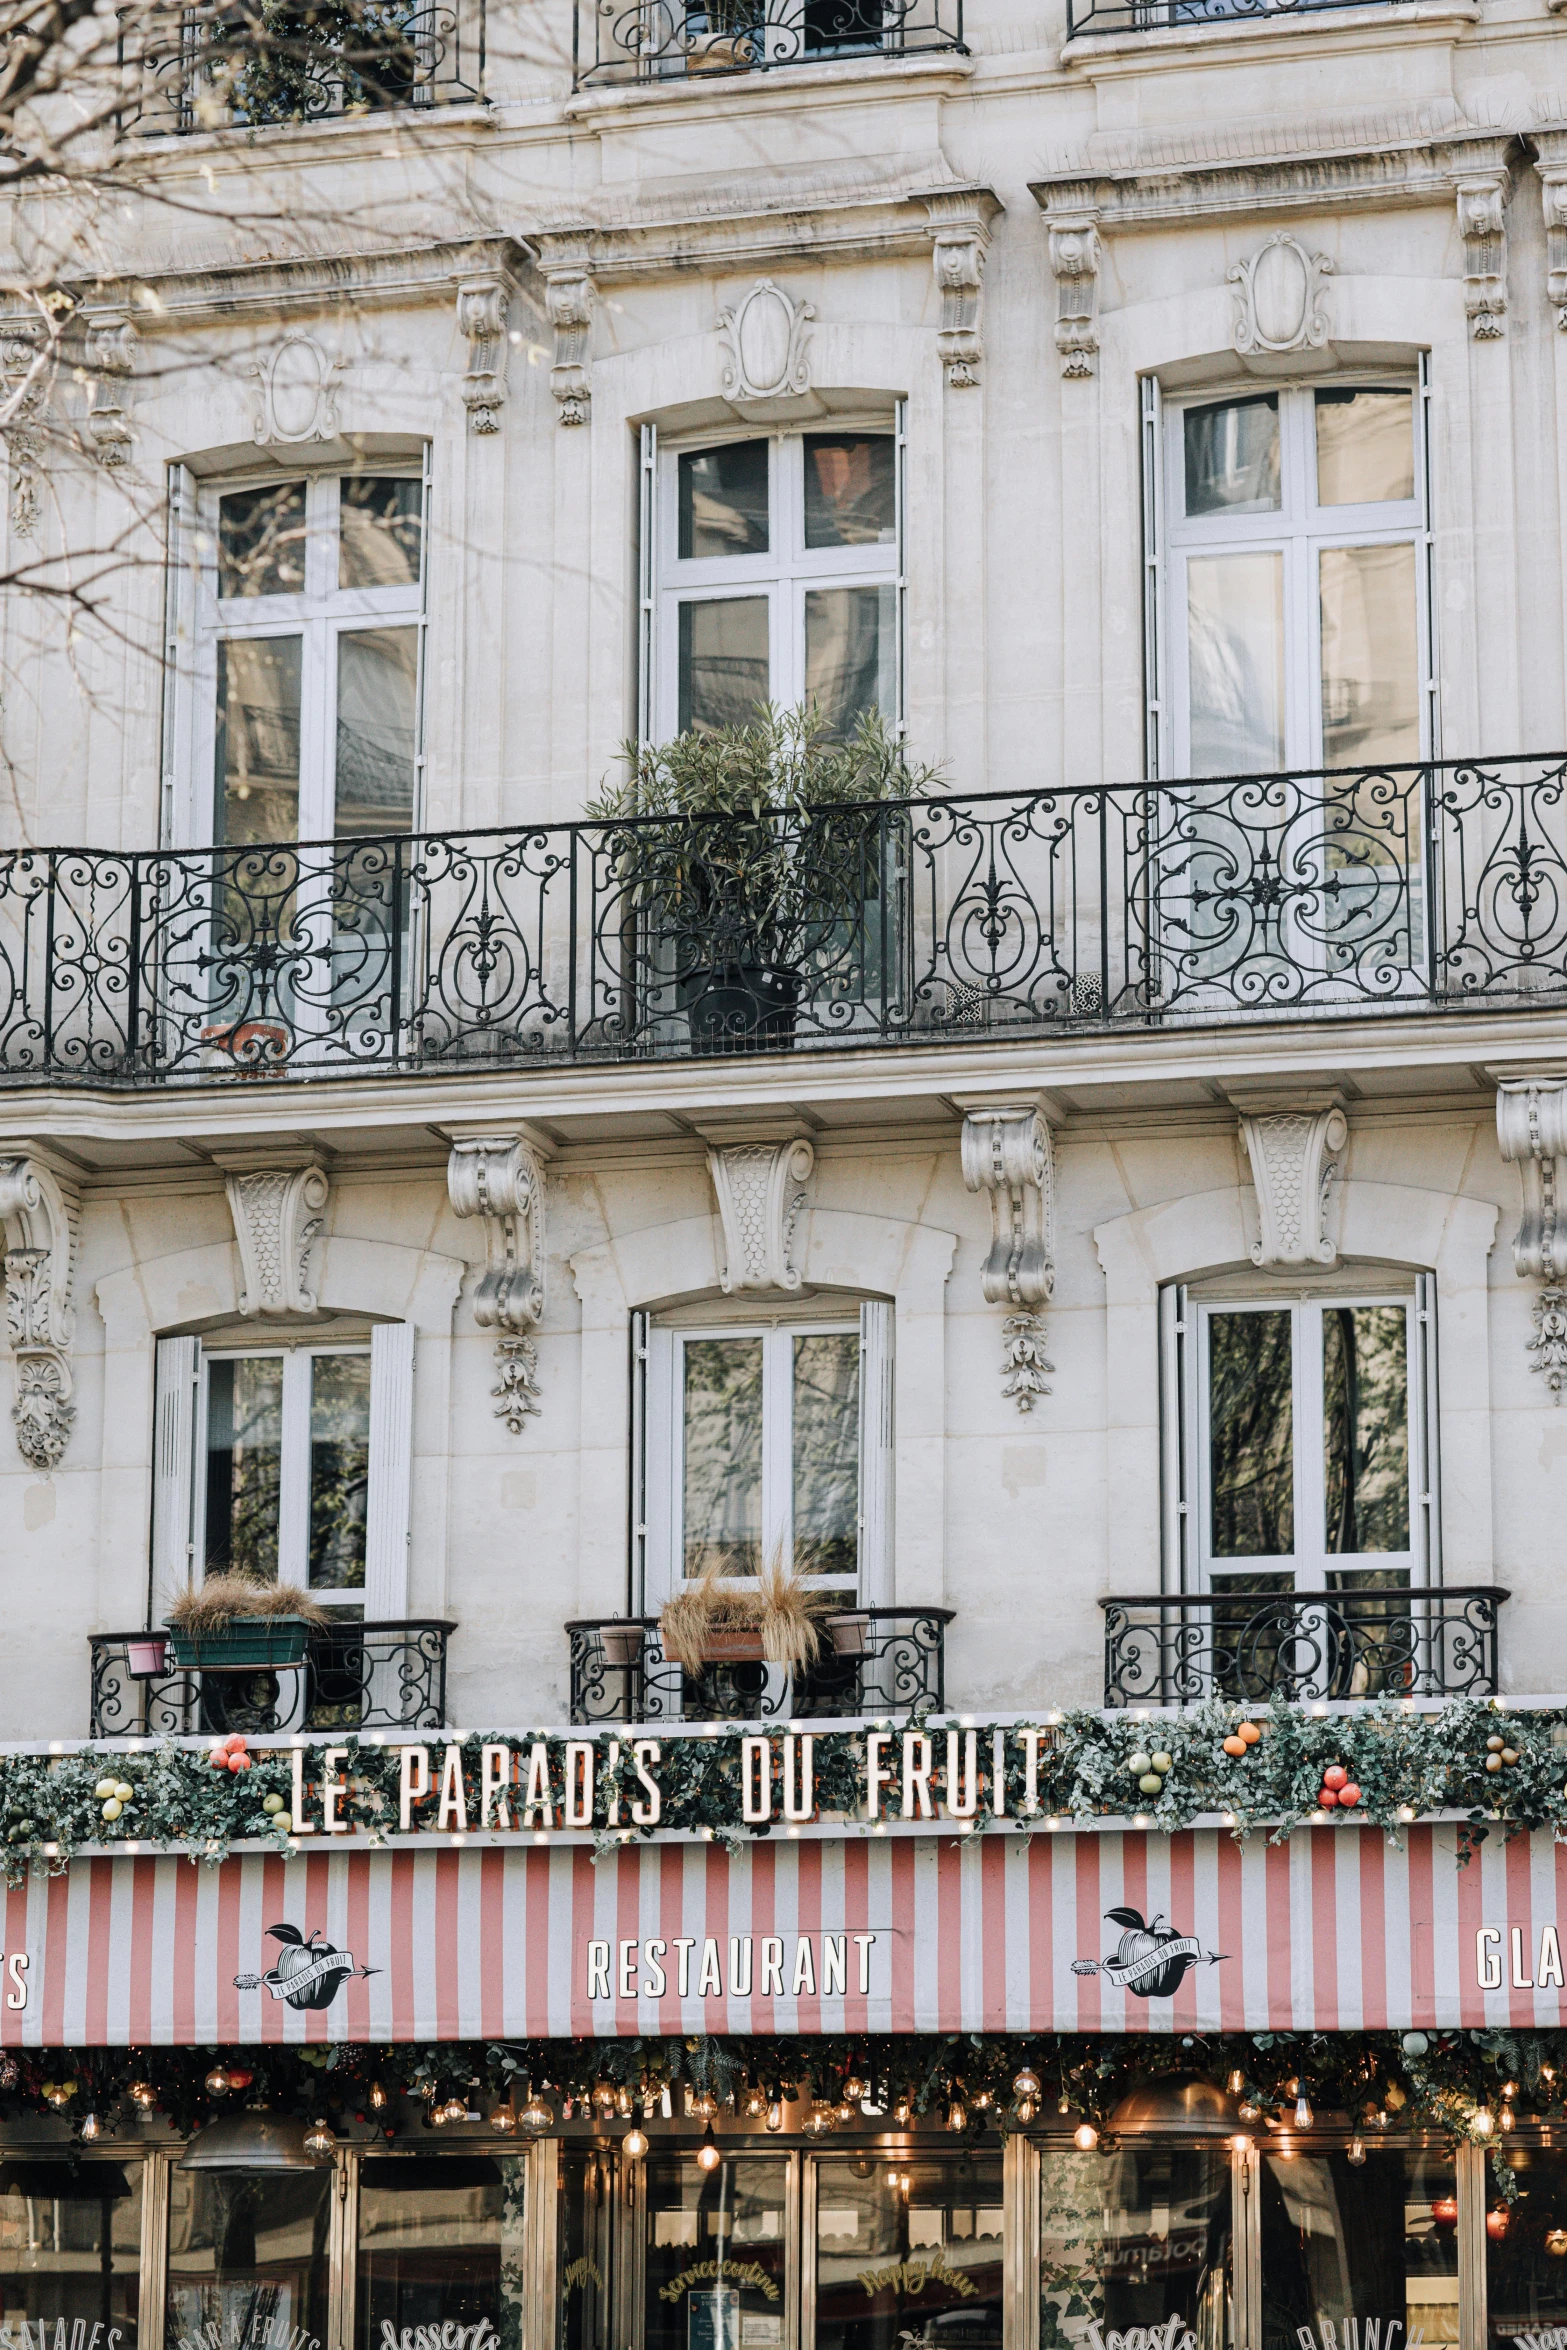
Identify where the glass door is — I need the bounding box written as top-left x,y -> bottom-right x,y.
814,2151 -> 1003,2350
166,2167 -> 331,2350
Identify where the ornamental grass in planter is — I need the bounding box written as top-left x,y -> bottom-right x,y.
165,1574 -> 330,1673
659,1547 -> 836,1675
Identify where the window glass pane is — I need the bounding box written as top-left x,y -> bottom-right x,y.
793,1332 -> 859,1579
0,2162 -> 141,2350
1183,396 -> 1280,516
336,627 -> 418,836
309,1351 -> 371,1590
560,2152 -> 615,2350
644,2156 -> 785,2350
1319,542 -> 1419,771
679,444 -> 770,560
817,2153 -> 1002,2350
1488,2146 -> 1567,2350
1209,1308 -> 1293,1559
205,1355 -> 284,1579
683,1337 -> 764,1578
1186,553 -> 1283,777
339,476 -> 422,590
804,586 -> 895,737
219,483 -> 307,598
1263,2146 -> 1456,2350
679,599 -> 770,735
355,2154 -> 529,2350
1315,390 -> 1415,506
216,637 -> 302,846
1041,2147 -> 1231,2349
804,435 -> 895,547
1323,1304 -> 1410,1554
167,2169 -> 330,2350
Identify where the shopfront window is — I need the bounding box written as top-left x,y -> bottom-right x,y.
559,2151 -> 615,2350
644,2155 -> 787,2350
168,2170 -> 329,2350
1261,2147 -> 1457,2350
0,2161 -> 142,2350
1040,2147 -> 1230,2350
1486,2146 -> 1567,2347
818,2152 -> 1002,2350
357,2155 -> 529,2350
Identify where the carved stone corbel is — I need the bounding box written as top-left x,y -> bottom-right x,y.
1494,1074 -> 1567,1402
536,232 -> 596,426
223,1165 -> 330,1316
0,329 -> 45,537
448,1134 -> 549,1433
83,310 -> 136,467
1231,1094 -> 1347,1270
1045,212 -> 1101,380
1536,157 -> 1567,330
917,188 -> 1003,389
960,1104 -> 1055,1413
456,276 -> 508,434
707,1140 -> 815,1294
0,1154 -> 80,1471
1456,173 -> 1509,341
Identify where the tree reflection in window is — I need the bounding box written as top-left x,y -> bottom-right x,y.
1208,1308 -> 1294,1559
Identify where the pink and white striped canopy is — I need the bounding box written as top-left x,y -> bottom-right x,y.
1,1823 -> 1561,2043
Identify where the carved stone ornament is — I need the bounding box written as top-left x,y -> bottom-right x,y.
225,1165 -> 330,1316
1540,166 -> 1567,332
1495,1076 -> 1567,1280
0,331 -> 44,538
537,235 -> 595,427
247,334 -> 342,447
960,1105 -> 1056,1310
1001,1313 -> 1053,1414
918,187 -> 1000,389
447,1135 -> 547,1332
457,276 -> 508,434
718,280 -> 814,403
1045,214 -> 1101,381
1234,1097 -> 1347,1270
1457,173 -> 1509,342
0,1155 -> 80,1471
492,1335 -> 542,1434
707,1140 -> 815,1294
83,309 -> 137,468
1229,235 -> 1332,357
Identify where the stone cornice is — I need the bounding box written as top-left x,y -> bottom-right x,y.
1030,124 -> 1519,229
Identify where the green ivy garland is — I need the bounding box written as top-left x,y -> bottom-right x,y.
6,1697 -> 1563,1882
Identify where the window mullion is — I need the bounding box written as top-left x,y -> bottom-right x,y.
1296,1302 -> 1326,1592
277,1349 -> 314,1586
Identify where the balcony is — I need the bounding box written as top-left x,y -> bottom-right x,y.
9,754 -> 1567,1089
566,1608 -> 951,1722
572,0 -> 963,85
1065,0 -> 1386,37
88,1620 -> 453,1737
122,0 -> 482,134
1100,1587 -> 1505,1707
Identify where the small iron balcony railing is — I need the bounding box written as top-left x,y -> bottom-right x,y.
1065,0 -> 1403,39
567,1608 -> 952,1723
122,0 -> 482,134
1100,1587 -> 1506,1708
8,754 -> 1567,1086
88,1620 -> 454,1737
573,0 -> 962,84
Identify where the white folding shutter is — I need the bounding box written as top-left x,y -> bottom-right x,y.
1140,374 -> 1166,782
149,1334 -> 200,1619
1414,1271 -> 1442,1587
637,422 -> 658,746
893,398 -> 908,735
363,1321 -> 415,1619
858,1299 -> 894,1604
629,1308 -> 650,1615
1418,351 -> 1439,763
1158,1282 -> 1190,1593
641,1322 -> 678,1610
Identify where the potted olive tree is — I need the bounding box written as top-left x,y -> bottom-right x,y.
164,1573 -> 329,1673
588,706 -> 940,1050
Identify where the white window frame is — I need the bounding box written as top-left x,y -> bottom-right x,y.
1160,1274 -> 1439,1597
149,1322 -> 414,1622
1156,376 -> 1431,778
166,458 -> 429,852
649,419 -> 903,744
639,1300 -> 892,1614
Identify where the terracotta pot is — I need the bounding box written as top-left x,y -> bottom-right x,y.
699,1626 -> 767,1663
599,1623 -> 647,1668
826,1611 -> 871,1657
200,1020 -> 291,1072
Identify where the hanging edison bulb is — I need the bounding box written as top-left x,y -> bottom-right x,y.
1015,2097 -> 1039,2125
804,2105 -> 834,2138
78,2113 -> 102,2143
128,2080 -> 156,2110
743,2086 -> 767,2120
1012,2069 -> 1041,2101
522,2088 -> 555,2131
1347,2137 -> 1367,2166
689,2091 -> 718,2121
1072,2121 -> 1099,2151
303,2120 -> 338,2161
1237,2102 -> 1261,2123
946,2100 -> 967,2133
842,2078 -> 866,2105
891,2096 -> 912,2128
368,2083 -> 389,2112
593,2082 -> 617,2115
490,2101 -> 519,2136
203,2067 -> 232,2099
765,2102 -> 785,2134
624,2125 -> 649,2160
972,2090 -> 994,2113
1293,2095 -> 1314,2130
1472,2106 -> 1496,2140
696,2124 -> 721,2173
1501,2105 -> 1517,2132
1227,2072 -> 1246,2096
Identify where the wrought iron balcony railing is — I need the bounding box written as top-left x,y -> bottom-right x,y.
1101,1587 -> 1506,1708
122,0 -> 482,134
88,1621 -> 453,1737
573,0 -> 962,84
1065,0 -> 1397,38
567,1609 -> 952,1723
9,755 -> 1567,1086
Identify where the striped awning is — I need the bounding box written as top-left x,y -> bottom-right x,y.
1,1823 -> 1561,2044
